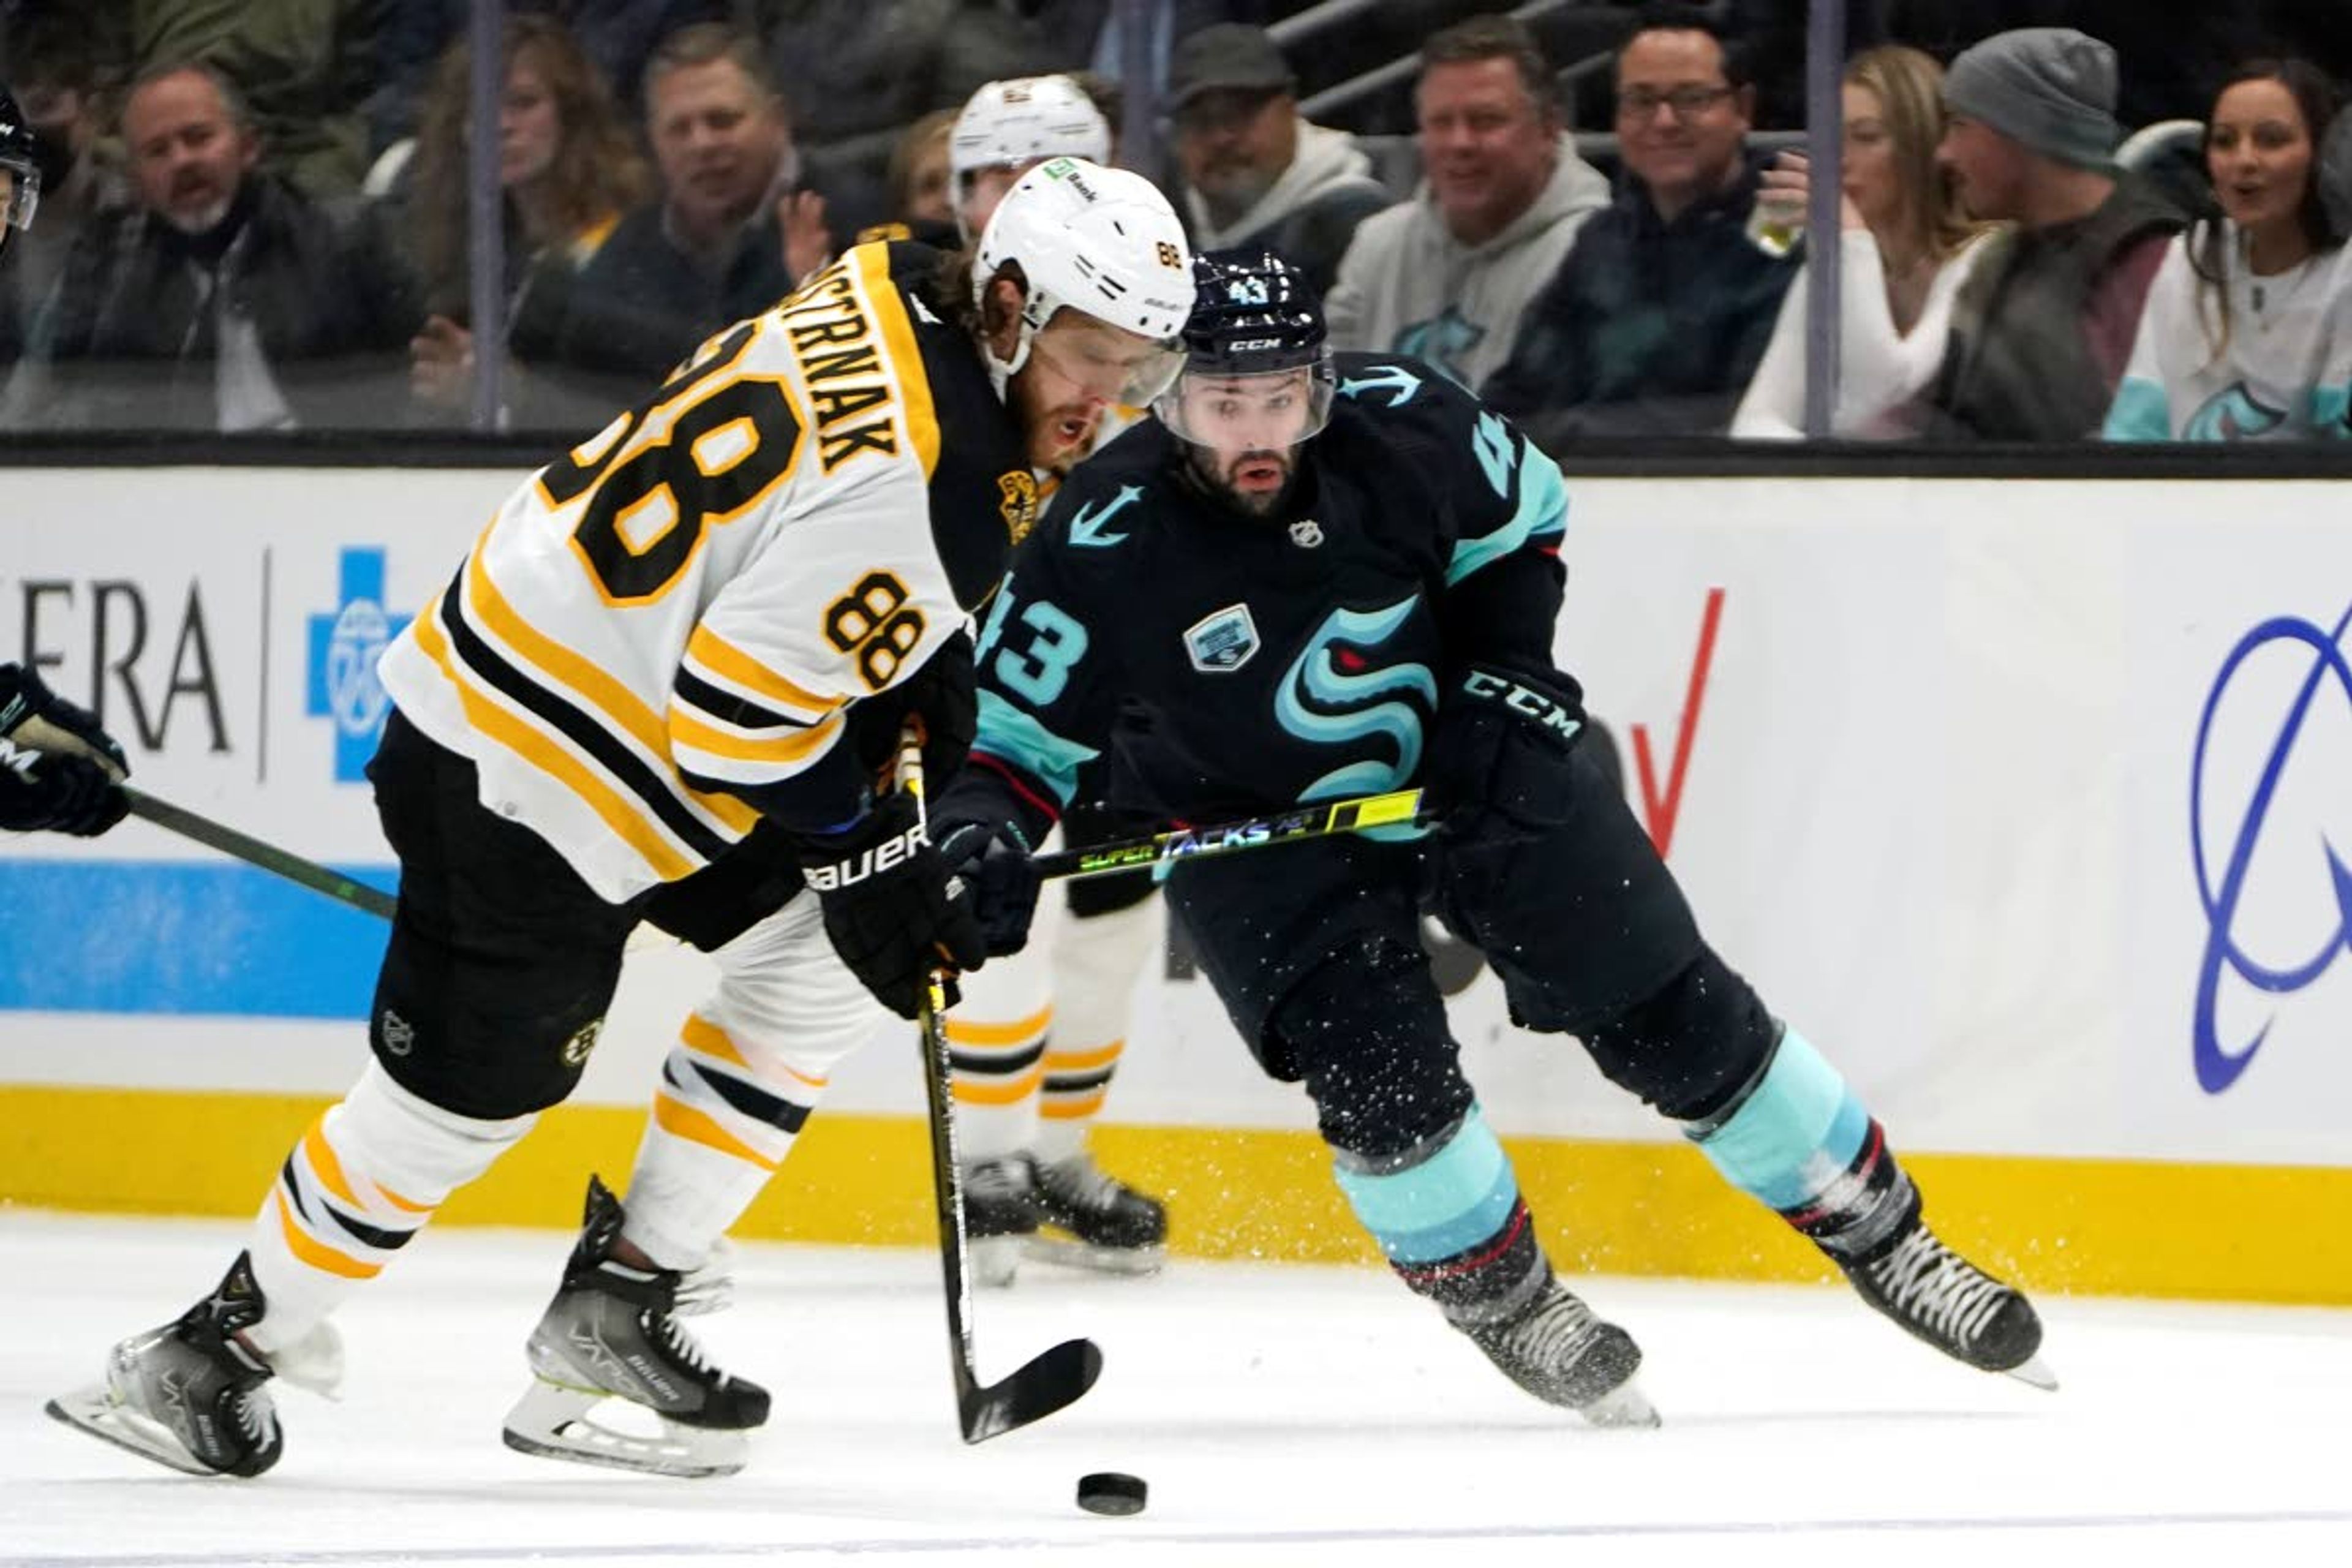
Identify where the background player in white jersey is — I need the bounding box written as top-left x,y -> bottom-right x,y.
937,75 -> 1175,1284
949,74 -> 1112,246
47,158 -> 1193,1483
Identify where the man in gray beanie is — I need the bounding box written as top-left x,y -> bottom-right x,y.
1921,27 -> 2184,440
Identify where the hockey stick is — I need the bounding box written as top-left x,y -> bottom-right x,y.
119,786 -> 399,920
1030,786 -> 1428,883
900,730 -> 1102,1442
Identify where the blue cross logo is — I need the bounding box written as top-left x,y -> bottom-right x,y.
306,548 -> 413,783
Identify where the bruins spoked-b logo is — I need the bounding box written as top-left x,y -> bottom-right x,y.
1185,603 -> 1260,673
562,1017 -> 605,1068
997,470 -> 1040,545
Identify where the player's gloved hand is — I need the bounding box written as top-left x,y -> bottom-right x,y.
0,662 -> 130,779
932,810 -> 1041,957
0,749 -> 129,835
796,793 -> 987,1019
1423,662 -> 1586,843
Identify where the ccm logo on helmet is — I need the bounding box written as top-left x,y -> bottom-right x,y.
805,822 -> 929,890
1461,669 -> 1582,745
1227,338 -> 1284,352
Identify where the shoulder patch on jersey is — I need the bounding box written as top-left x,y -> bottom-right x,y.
1184,603 -> 1260,673
1338,361 -> 1423,407
1471,411 -> 1513,499
998,470 -> 1041,545
1068,482 -> 1144,548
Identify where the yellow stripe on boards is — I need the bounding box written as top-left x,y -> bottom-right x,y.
8,1085 -> 2352,1305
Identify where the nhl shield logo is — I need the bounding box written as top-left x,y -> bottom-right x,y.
1185,604 -> 1259,672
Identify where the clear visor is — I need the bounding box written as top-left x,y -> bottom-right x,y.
0,158 -> 39,233
1153,361 -> 1335,450
1025,318 -> 1186,409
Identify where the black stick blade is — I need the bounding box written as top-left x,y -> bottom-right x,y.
957,1336 -> 1102,1444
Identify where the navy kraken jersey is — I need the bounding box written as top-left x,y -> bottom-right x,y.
968,353 -> 1569,832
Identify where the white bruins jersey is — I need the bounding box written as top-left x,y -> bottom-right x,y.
379,241 -> 1036,902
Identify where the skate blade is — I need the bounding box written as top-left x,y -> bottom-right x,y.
1023,1232 -> 1166,1277
1577,1377 -> 1662,1430
46,1384 -> 228,1478
501,1379 -> 747,1479
2002,1354 -> 2060,1392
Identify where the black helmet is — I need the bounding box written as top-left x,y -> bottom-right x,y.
1155,247 -> 1335,447
1175,248 -> 1327,376
0,84 -> 39,236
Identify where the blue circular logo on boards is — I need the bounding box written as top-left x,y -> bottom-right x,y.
2190,606 -> 2352,1094
325,597 -> 393,737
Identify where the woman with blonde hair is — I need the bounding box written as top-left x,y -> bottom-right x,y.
2105,59 -> 2351,441
1734,45 -> 2000,437
396,14 -> 652,423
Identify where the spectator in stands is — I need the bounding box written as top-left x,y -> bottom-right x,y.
1482,4 -> 1797,440
0,21 -> 128,369
397,15 -> 653,427
5,60 -> 418,431
132,0 -> 384,197
1734,46 -> 1999,437
1325,14 -> 1609,390
874,108 -> 957,239
1919,27 -> 2184,441
1167,22 -> 1390,296
510,24 -> 831,401
2105,59 -> 2351,441
368,2 -> 736,154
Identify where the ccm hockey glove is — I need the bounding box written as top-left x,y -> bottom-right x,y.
797,793 -> 987,1019
1424,662 -> 1586,842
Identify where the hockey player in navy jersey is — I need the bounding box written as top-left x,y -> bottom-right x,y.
931,249 -> 2052,1424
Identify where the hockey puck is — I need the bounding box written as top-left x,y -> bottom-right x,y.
1075,1471 -> 1148,1516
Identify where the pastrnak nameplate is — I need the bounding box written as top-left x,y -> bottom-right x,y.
1184,604 -> 1259,673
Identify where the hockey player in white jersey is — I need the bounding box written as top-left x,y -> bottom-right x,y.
46,158 -> 1193,1482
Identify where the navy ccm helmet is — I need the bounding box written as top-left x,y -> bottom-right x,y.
1153,247 -> 1337,445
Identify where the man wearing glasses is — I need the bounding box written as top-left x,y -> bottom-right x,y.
1482,4 -> 1796,442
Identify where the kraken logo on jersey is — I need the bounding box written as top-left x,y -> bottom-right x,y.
998,470 -> 1041,544
2185,380 -> 2287,442
1274,598 -> 1438,802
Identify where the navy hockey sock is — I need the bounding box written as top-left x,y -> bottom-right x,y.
1332,1106 -> 1548,1325
1684,1024 -> 1917,1262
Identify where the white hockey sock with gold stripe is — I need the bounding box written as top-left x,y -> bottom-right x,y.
243,1061 -> 535,1357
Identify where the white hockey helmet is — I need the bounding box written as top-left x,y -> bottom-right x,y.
973,157 -> 1193,401
951,75 -> 1111,187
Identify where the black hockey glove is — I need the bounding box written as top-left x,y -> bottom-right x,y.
797,793 -> 987,1019
1,662 -> 130,778
932,810 -> 1041,958
0,748 -> 128,836
1423,662 -> 1587,843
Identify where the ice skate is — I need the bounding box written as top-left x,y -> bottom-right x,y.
1842,1217 -> 2056,1390
46,1252 -> 288,1477
1460,1275 -> 1659,1428
1027,1149 -> 1167,1276
502,1177 -> 771,1478
963,1153 -> 1042,1289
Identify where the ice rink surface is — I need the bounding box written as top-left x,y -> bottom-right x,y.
6,1210 -> 2350,1568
